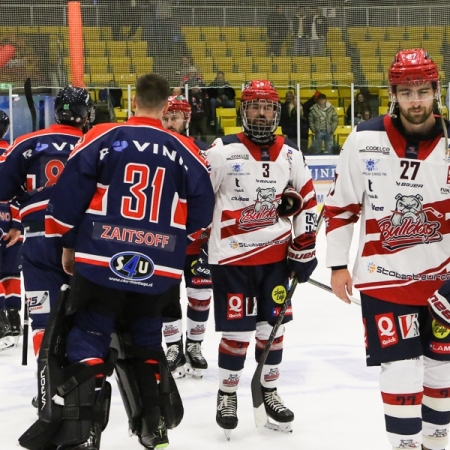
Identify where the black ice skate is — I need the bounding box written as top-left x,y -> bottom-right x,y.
6,308 -> 23,345
185,338 -> 208,379
262,386 -> 294,433
0,308 -> 14,351
165,339 -> 186,378
56,425 -> 101,449
216,390 -> 238,441
139,417 -> 169,449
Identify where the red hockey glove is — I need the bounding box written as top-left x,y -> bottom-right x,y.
277,184 -> 302,218
428,280 -> 450,328
287,244 -> 317,283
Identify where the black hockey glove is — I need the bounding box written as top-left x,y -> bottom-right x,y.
191,245 -> 211,277
428,280 -> 450,328
277,184 -> 302,218
287,244 -> 317,283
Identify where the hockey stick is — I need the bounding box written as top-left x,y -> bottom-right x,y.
308,277 -> 361,306
24,77 -> 37,132
251,276 -> 298,428
22,298 -> 29,365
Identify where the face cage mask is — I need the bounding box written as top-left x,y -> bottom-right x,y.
240,100 -> 281,139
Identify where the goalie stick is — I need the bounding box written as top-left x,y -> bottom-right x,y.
24,77 -> 37,132
21,298 -> 29,365
251,276 -> 298,429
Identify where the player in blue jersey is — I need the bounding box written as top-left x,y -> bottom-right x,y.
0,110 -> 23,350
0,90 -> 93,357
26,74 -> 215,450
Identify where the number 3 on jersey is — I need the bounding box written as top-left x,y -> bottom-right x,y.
121,163 -> 165,223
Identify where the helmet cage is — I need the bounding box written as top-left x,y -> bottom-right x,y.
166,95 -> 191,120
240,80 -> 281,138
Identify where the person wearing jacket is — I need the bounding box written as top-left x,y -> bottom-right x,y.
308,93 -> 338,154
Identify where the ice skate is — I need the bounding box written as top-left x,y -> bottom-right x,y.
216,390 -> 238,440
138,417 -> 169,449
6,308 -> 23,345
185,338 -> 207,379
262,387 -> 294,433
0,308 -> 14,351
165,339 -> 186,379
56,424 -> 101,449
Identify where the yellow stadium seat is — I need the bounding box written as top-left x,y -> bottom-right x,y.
291,56 -> 311,74
187,42 -> 207,58
366,27 -> 386,41
272,57 -> 292,73
334,126 -> 352,147
292,74 -> 314,88
213,57 -> 234,73
86,57 -> 109,74
275,127 -> 283,136
127,41 -> 147,58
90,73 -> 114,87
182,26 -> 202,41
327,27 -> 343,42
347,27 -> 368,43
220,117 -> 237,128
299,88 -> 318,101
378,106 -> 389,116
311,72 -> 334,86
207,41 -> 228,58
355,41 -> 378,56
105,41 -> 128,58
245,72 -> 267,81
426,26 -> 445,41
252,57 -> 274,73
201,27 -> 221,41
404,26 -> 425,40
268,73 -> 290,87
132,57 -> 154,77
116,73 -> 137,86
195,57 -> 214,74
384,27 -> 406,41
216,108 -> 237,119
226,73 -> 245,85
85,41 -> 106,58
246,42 -> 267,57
109,57 -> 132,74
224,126 -> 243,135
220,27 -> 240,42
227,42 -> 247,58
378,41 -> 400,57
311,56 -> 331,73
240,26 -> 266,42
333,72 -> 354,86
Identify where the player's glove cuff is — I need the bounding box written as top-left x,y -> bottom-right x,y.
428,289 -> 450,328
287,245 -> 317,284
277,184 -> 302,218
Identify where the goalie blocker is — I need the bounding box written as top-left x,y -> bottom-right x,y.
18,286 -> 183,450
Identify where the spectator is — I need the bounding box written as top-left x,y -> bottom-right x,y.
309,7 -> 328,56
181,65 -> 204,88
302,90 -> 322,129
309,93 -> 338,154
207,71 -> 236,128
188,85 -> 210,136
346,91 -> 372,125
360,109 -> 372,122
280,90 -> 308,149
293,6 -> 313,56
266,5 -> 290,56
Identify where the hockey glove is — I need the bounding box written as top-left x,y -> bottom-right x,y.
428,280 -> 450,328
277,184 -> 302,218
191,245 -> 211,277
287,244 -> 317,283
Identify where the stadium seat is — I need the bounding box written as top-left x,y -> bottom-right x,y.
207,41 -> 228,58
227,42 -> 247,58
85,40 -> 106,58
115,74 -> 137,86
404,26 -> 425,40
132,57 -> 154,77
268,73 -> 290,87
220,117 -> 237,129
233,58 -> 253,74
245,72 -> 267,81
220,27 -> 240,42
366,27 -> 386,41
86,57 -> 109,74
334,126 -> 352,147
106,41 -> 128,58
246,42 -> 267,57
252,57 -> 274,73
109,57 -> 132,74
213,57 -> 234,73
378,106 -> 389,116
224,126 -> 243,135
127,41 -> 147,58
311,56 -> 331,73
226,73 -> 245,85
90,73 -> 114,87
216,108 -> 237,119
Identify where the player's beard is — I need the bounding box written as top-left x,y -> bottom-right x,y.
399,103 -> 434,126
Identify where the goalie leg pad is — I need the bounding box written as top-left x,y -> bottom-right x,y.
18,285 -> 72,450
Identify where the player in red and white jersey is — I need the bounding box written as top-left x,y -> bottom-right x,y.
325,49 -> 450,450
160,95 -> 212,379
206,80 -> 317,435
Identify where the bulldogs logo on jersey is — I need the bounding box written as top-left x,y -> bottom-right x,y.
238,187 -> 279,231
377,193 -> 442,251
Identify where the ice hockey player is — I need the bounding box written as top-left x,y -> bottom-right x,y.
0,109 -> 23,350
0,87 -> 93,359
325,48 -> 450,450
18,74 -> 215,450
161,94 -> 212,379
205,80 -> 318,437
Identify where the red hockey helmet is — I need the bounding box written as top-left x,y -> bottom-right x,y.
389,48 -> 439,87
167,95 -> 191,119
241,80 -> 280,103
240,80 -> 281,138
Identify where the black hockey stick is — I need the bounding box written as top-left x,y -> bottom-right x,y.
251,276 -> 298,428
22,298 -> 29,365
24,77 -> 37,132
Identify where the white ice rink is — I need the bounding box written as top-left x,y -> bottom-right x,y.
0,225 -> 391,450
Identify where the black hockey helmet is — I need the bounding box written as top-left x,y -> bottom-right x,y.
0,110 -> 10,139
54,86 -> 94,128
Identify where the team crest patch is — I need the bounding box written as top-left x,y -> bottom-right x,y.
110,251 -> 154,280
